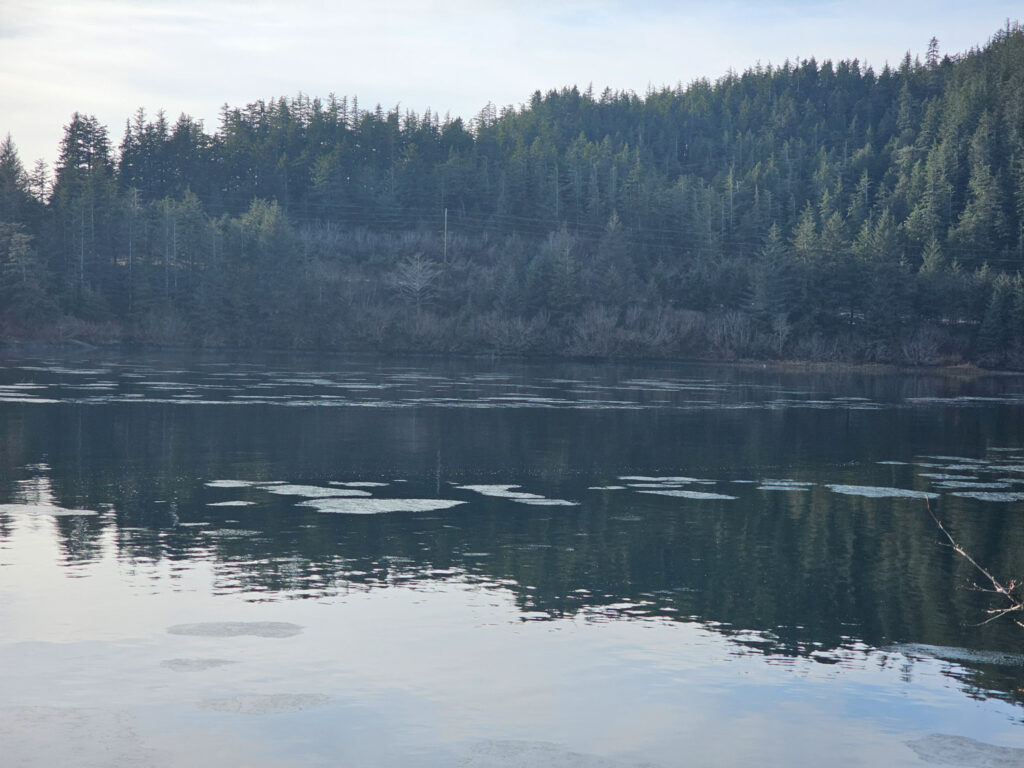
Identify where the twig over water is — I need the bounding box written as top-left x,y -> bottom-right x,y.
925,498 -> 1024,629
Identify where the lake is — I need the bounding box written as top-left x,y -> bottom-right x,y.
2,350 -> 1024,766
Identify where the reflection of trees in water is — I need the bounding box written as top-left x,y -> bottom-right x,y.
2,356 -> 1024,705
18,456 -> 1024,704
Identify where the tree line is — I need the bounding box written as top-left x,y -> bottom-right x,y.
2,23 -> 1024,366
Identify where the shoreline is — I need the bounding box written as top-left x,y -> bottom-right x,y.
0,335 -> 1015,377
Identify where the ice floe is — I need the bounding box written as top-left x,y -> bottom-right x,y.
198,693 -> 329,714
894,643 -> 1024,667
639,490 -> 738,500
619,475 -> 706,483
263,484 -> 371,498
207,500 -> 255,507
161,658 -> 237,671
167,621 -> 303,638
826,485 -> 938,499
460,740 -> 648,768
906,734 -> 1024,768
455,484 -> 576,506
0,503 -> 98,517
297,498 -> 466,515
204,480 -> 255,489
932,481 -> 1011,490
951,491 -> 1024,502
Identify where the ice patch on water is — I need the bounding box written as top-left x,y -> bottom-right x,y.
298,498 -> 466,515
918,473 -> 980,481
264,484 -> 371,498
627,482 -> 689,489
761,479 -> 814,487
587,485 -> 627,490
0,503 -> 98,517
198,693 -> 329,715
455,484 -> 576,505
460,739 -> 648,767
0,706 -> 160,767
919,455 -> 987,464
894,643 -> 1024,667
456,484 -> 545,500
202,529 -> 260,538
907,734 -> 1024,767
0,395 -> 61,404
933,481 -> 1012,490
207,500 -> 255,507
167,621 -> 303,638
877,461 -> 908,465
639,490 -> 738,500
328,481 -> 389,488
951,491 -> 1024,502
161,658 -> 237,672
204,480 -> 254,489
619,475 -> 706,483
517,498 -> 579,506
827,485 -> 938,499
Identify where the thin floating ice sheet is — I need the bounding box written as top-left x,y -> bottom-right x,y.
932,481 -> 1012,490
198,693 -> 330,715
826,485 -> 938,500
161,658 -> 238,672
455,484 -> 576,505
0,503 -> 98,517
516,498 -> 579,506
263,484 -> 371,498
893,643 -> 1024,667
906,734 -> 1024,768
639,490 -> 738,500
298,498 -> 466,515
167,621 -> 303,638
619,475 -> 707,483
951,491 -> 1024,502
207,500 -> 256,507
204,480 -> 255,489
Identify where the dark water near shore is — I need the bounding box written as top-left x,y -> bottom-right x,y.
2,351 -> 1024,766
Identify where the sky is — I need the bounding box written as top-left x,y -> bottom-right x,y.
0,1 -> 1021,170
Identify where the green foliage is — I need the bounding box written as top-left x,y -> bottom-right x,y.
6,23 -> 1024,365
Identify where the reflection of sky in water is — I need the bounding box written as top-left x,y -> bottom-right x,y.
1,509 -> 1023,767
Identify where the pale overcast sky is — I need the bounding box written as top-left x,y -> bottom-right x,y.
0,1 -> 1020,169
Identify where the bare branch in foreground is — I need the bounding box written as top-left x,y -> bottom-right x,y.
925,498 -> 1024,630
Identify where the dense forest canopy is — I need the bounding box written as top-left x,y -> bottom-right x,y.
2,23 -> 1024,365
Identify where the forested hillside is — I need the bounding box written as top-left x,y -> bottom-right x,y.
2,24 -> 1024,365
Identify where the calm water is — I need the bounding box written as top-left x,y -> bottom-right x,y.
2,350 -> 1024,766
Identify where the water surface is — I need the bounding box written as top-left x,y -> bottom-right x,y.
2,351 -> 1024,766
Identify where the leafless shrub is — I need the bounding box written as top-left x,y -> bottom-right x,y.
571,306 -> 619,356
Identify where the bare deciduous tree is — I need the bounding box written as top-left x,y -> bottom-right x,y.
389,252 -> 440,315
